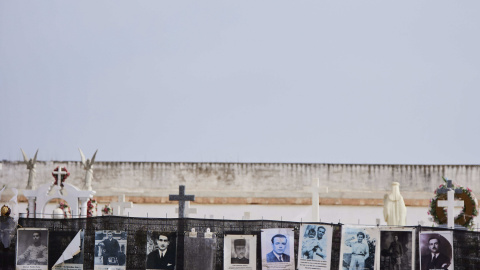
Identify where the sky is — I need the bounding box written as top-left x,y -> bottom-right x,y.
1,1 -> 480,164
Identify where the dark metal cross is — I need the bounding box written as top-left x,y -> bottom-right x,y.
169,185 -> 195,218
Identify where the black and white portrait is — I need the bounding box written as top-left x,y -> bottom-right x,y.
419,232 -> 453,270
298,224 -> 333,270
94,230 -> 127,270
224,234 -> 256,270
16,228 -> 48,270
146,231 -> 176,270
379,228 -> 415,270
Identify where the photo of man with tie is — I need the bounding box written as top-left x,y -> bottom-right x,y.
146,233 -> 176,270
266,234 -> 290,263
420,233 -> 452,270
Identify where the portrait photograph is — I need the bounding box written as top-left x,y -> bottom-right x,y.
339,226 -> 379,270
94,230 -> 127,270
419,231 -> 453,270
261,228 -> 295,270
16,228 -> 49,270
297,224 -> 333,270
146,231 -> 176,270
378,227 -> 415,270
224,234 -> 256,270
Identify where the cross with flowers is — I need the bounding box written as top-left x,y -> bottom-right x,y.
52,167 -> 70,188
437,179 -> 464,229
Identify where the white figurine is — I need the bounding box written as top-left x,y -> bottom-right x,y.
383,182 -> 407,226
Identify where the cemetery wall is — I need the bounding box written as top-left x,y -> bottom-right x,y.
1,161 -> 480,206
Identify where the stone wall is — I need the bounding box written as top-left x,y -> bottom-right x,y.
1,161 -> 480,205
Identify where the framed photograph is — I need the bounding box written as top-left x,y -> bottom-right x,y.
16,228 -> 49,270
339,226 -> 379,270
297,224 -> 333,270
146,231 -> 176,270
224,234 -> 256,270
419,231 -> 453,270
261,228 -> 295,270
378,227 -> 415,270
94,230 -> 127,270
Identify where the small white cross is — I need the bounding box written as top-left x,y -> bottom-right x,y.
52,167 -> 68,188
111,194 -> 133,216
437,180 -> 464,229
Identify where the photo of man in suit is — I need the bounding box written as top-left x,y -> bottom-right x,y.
421,236 -> 451,270
266,234 -> 290,263
99,231 -> 120,265
146,234 -> 176,270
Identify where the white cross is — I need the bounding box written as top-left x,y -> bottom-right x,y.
311,178 -> 328,222
111,194 -> 133,216
52,167 -> 68,188
175,201 -> 197,218
437,180 -> 464,229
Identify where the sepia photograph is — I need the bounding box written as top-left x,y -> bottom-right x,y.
419,231 -> 453,270
379,228 -> 415,270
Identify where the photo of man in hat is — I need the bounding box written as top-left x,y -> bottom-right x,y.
231,239 -> 249,264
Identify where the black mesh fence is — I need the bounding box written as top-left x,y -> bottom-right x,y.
0,217 -> 476,269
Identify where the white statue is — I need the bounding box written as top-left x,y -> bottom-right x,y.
383,182 -> 407,226
21,148 -> 38,189
79,148 -> 98,191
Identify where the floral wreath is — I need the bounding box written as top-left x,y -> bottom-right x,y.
102,204 -> 113,216
87,199 -> 97,217
58,201 -> 72,218
52,166 -> 70,187
428,177 -> 478,230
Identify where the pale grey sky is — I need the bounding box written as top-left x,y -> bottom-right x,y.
1,1 -> 479,164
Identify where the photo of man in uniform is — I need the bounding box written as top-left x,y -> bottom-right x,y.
388,235 -> 404,270
146,234 -> 176,270
17,230 -> 48,265
266,234 -> 290,263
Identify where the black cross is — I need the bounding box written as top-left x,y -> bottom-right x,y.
169,185 -> 195,218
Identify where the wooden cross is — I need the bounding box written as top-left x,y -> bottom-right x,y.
169,185 -> 195,218
111,194 -> 133,216
437,179 -> 464,229
311,178 -> 328,222
52,167 -> 67,188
